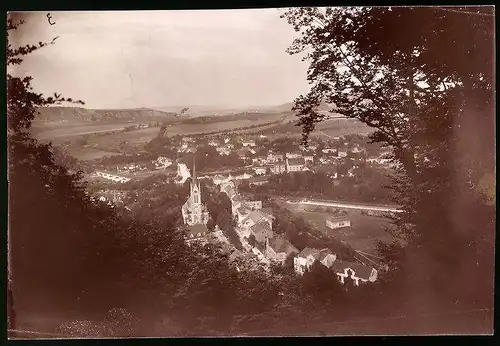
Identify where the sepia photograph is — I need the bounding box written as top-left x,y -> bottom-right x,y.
6,6 -> 495,338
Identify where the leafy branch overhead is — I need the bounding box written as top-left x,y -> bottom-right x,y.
282,6 -> 494,298
281,6 -> 494,180
7,18 -> 84,133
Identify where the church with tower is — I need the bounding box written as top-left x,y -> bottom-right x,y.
181,151 -> 210,243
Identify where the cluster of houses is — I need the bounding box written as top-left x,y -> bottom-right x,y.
117,163 -> 148,173
94,171 -> 131,183
114,156 -> 172,174
293,247 -> 378,286
219,179 -> 296,266
154,156 -> 173,169
176,153 -> 380,286
217,178 -> 379,287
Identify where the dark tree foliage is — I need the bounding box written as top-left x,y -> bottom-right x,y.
7,17 -> 127,321
242,170 -> 393,204
282,6 -> 495,309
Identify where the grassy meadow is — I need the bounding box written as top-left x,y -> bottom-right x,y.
283,203 -> 395,254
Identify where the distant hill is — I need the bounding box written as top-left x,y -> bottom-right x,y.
178,110 -> 295,125
153,105 -> 248,118
153,101 -> 334,118
34,107 -> 179,125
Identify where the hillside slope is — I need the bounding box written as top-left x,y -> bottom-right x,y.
34,107 -> 179,125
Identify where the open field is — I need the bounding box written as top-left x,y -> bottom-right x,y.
282,203 -> 394,254
86,127 -> 161,147
32,113 -> 285,144
84,169 -> 173,182
66,147 -> 122,161
164,114 -> 286,137
31,123 -> 133,141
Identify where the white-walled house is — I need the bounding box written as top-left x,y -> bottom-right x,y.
294,248 -> 337,275
303,155 -> 314,164
235,206 -> 253,226
231,195 -> 262,216
338,150 -> 348,158
243,200 -> 263,211
253,167 -> 267,175
266,153 -> 283,163
242,140 -> 256,147
269,163 -> 286,174
154,156 -> 173,169
216,146 -> 231,156
326,216 -> 352,230
330,260 -> 378,286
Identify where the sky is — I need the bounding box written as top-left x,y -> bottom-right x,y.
8,10 -> 311,110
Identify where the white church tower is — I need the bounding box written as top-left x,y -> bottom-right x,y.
181,151 -> 210,226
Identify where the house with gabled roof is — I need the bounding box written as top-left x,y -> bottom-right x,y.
231,195 -> 262,216
250,221 -> 273,243
242,139 -> 256,147
265,235 -> 299,265
241,209 -> 274,231
303,155 -> 314,164
185,224 -> 210,246
294,247 -> 337,275
216,146 -> 231,156
266,152 -> 284,163
337,150 -> 348,158
253,166 -> 267,175
269,162 -> 286,174
235,205 -> 253,226
331,260 -> 378,286
325,216 -> 352,232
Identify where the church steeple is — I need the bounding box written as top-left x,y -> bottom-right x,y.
181,147 -> 210,227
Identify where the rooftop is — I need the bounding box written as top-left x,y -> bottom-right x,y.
244,209 -> 273,225
250,222 -> 273,242
268,235 -> 299,256
185,224 -> 209,236
327,216 -> 351,222
297,247 -> 331,260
